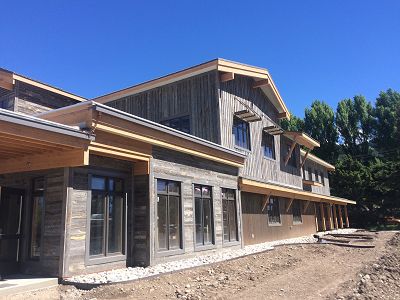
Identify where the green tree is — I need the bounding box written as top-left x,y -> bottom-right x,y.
304,100 -> 338,162
280,113 -> 304,131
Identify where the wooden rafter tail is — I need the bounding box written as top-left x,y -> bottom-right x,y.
286,198 -> 294,213
220,72 -> 235,83
252,79 -> 269,88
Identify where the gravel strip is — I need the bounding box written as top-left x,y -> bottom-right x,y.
66,228 -> 358,284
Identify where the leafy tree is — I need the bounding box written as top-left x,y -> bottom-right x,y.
280,113 -> 304,131
304,100 -> 338,162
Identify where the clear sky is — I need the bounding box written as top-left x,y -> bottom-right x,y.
1,1 -> 399,117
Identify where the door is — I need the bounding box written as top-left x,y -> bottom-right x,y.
0,188 -> 24,275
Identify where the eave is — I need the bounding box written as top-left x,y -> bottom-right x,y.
92,58 -> 290,119
239,178 -> 356,205
300,149 -> 335,171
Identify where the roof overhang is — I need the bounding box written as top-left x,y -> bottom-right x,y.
239,178 -> 356,205
284,131 -> 320,149
38,101 -> 246,168
0,68 -> 87,102
93,58 -> 290,119
0,109 -> 92,174
300,149 -> 335,171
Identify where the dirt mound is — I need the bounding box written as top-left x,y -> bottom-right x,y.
331,233 -> 400,300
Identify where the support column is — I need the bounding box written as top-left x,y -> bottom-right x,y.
338,205 -> 344,228
344,205 -> 350,228
320,202 -> 326,231
333,204 -> 339,229
327,204 -> 333,230
314,203 -> 319,232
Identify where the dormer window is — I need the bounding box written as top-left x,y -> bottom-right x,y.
233,116 -> 251,150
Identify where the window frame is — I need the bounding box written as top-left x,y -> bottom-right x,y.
86,173 -> 127,266
221,188 -> 239,245
262,132 -> 276,160
292,199 -> 303,225
266,197 -> 282,226
193,184 -> 216,251
29,177 -> 45,260
233,116 -> 251,151
160,114 -> 191,134
155,178 -> 183,255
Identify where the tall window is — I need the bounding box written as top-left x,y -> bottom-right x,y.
157,179 -> 182,251
308,167 -> 312,181
90,176 -> 125,257
161,115 -> 190,134
194,184 -> 214,246
222,188 -> 238,243
286,144 -> 297,167
320,171 -> 325,186
233,116 -> 251,150
30,178 -> 45,259
263,133 -> 276,159
267,197 -> 281,224
292,200 -> 302,224
315,170 -> 319,182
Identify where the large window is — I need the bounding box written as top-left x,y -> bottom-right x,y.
292,200 -> 302,224
157,179 -> 182,251
90,176 -> 125,257
222,188 -> 238,243
267,197 -> 281,225
233,116 -> 251,150
30,178 -> 45,259
263,133 -> 276,159
194,184 -> 214,246
161,115 -> 190,134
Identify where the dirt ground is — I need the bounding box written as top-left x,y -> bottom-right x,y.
7,230 -> 400,300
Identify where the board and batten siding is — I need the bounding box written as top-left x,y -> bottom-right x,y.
150,147 -> 242,264
107,71 -> 220,143
219,75 -> 303,189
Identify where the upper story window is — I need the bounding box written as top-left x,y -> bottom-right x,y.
307,167 -> 312,181
286,144 -> 297,168
233,116 -> 251,150
161,115 -> 190,134
262,132 -> 275,159
315,170 -> 319,182
320,171 -> 325,186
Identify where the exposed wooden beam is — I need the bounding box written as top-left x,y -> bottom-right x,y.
252,79 -> 269,88
333,204 -> 339,229
0,149 -> 89,174
286,198 -> 294,213
134,161 -> 150,176
327,204 -> 334,230
314,203 -> 319,232
0,69 -> 14,91
303,200 -> 311,214
300,149 -> 310,169
219,72 -> 235,83
338,205 -> 344,228
261,193 -> 271,212
277,112 -> 288,119
320,202 -> 326,231
344,205 -> 350,228
284,140 -> 297,166
88,142 -> 150,162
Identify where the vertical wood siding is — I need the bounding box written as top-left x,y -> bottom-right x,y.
219,75 -> 302,188
107,72 -> 220,143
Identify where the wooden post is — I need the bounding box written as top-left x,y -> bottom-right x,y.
327,204 -> 333,230
314,203 -> 319,232
320,202 -> 326,231
344,205 -> 350,228
332,204 -> 339,229
338,205 -> 344,228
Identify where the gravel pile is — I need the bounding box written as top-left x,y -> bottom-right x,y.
66,228 -> 357,284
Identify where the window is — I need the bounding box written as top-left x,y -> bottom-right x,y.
308,167 -> 312,181
315,170 -> 319,182
320,172 -> 325,186
161,115 -> 190,134
157,179 -> 182,251
233,116 -> 251,150
194,184 -> 214,246
222,188 -> 238,243
89,176 -> 125,257
292,200 -> 302,224
267,197 -> 281,224
263,133 -> 276,159
286,144 -> 297,167
30,178 -> 45,259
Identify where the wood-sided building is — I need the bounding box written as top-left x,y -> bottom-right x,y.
0,59 -> 354,279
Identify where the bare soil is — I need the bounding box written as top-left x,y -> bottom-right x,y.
7,231 -> 400,300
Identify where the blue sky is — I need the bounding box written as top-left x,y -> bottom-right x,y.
1,1 -> 399,117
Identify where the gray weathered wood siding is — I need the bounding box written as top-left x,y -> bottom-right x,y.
0,169 -> 65,276
219,75 -> 302,188
14,81 -> 80,115
107,71 -> 220,143
302,160 -> 331,195
241,192 -> 317,245
150,147 -> 242,264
